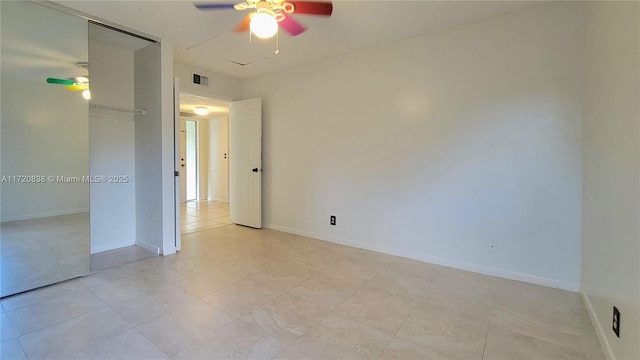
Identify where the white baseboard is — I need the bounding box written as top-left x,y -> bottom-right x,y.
136,240 -> 160,255
2,208 -> 89,223
581,292 -> 615,360
263,223 -> 580,292
91,240 -> 135,254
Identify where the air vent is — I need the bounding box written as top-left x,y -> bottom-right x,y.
192,73 -> 209,87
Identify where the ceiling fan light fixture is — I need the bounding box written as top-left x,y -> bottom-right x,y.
250,12 -> 278,39
194,106 -> 209,116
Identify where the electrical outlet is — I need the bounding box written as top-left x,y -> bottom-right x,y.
487,239 -> 497,253
613,306 -> 620,337
330,215 -> 336,226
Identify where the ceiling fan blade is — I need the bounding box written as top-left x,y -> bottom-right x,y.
234,13 -> 253,32
290,1 -> 332,16
47,78 -> 74,86
278,13 -> 307,36
193,2 -> 237,10
65,83 -> 88,92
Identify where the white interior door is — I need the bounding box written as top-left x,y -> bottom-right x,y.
229,98 -> 262,228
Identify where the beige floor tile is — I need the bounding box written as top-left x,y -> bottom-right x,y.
67,328 -> 168,359
250,264 -> 316,292
80,262 -> 145,289
322,259 -> 381,286
334,283 -> 418,334
292,313 -> 394,360
0,279 -> 86,312
490,304 -> 584,354
7,287 -> 106,336
483,325 -> 586,360
394,304 -> 488,359
172,267 -> 244,297
416,286 -> 494,324
247,243 -> 304,262
342,247 -> 400,268
0,338 -> 27,360
273,346 -> 315,360
287,275 -> 360,311
285,251 -> 341,272
241,293 -> 331,344
220,255 -> 282,277
137,300 -> 235,356
90,272 -> 172,305
108,285 -> 198,326
492,294 -> 581,336
173,319 -> 286,360
379,336 -> 449,360
19,307 -> 132,359
203,279 -> 283,317
431,268 -> 504,298
366,272 -> 431,300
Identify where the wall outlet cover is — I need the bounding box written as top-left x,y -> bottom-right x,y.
613,306 -> 620,337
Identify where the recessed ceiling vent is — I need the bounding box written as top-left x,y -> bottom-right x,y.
192,73 -> 209,87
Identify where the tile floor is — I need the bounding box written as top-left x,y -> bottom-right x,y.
0,201 -> 604,359
181,201 -> 232,235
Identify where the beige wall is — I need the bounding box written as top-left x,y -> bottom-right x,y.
242,1 -> 585,290
581,2 -> 640,359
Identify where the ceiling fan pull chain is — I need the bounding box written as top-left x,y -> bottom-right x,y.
275,30 -> 280,54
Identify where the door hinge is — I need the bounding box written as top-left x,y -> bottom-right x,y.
174,171 -> 179,177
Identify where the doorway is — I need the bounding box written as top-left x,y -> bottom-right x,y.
178,93 -> 232,235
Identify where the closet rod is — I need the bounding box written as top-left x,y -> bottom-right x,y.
89,103 -> 146,116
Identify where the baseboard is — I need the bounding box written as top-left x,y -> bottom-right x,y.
581,291 -> 615,360
263,223 -> 580,292
91,240 -> 135,254
136,240 -> 161,255
1,208 -> 89,223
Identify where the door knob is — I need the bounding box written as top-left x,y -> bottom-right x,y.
252,168 -> 259,172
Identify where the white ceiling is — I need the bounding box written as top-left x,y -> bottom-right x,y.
54,0 -> 539,79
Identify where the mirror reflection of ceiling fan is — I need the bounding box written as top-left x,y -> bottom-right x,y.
46,62 -> 91,100
194,0 -> 333,42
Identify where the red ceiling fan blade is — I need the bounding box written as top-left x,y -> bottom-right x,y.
278,13 -> 307,36
234,13 -> 253,32
290,1 -> 333,16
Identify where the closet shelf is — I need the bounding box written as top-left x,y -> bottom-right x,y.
89,103 -> 146,116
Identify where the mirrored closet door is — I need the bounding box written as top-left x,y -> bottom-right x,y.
1,1 -> 90,297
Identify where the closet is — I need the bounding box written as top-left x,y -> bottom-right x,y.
0,1 -> 176,297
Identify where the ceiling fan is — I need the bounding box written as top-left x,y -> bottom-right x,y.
194,0 -> 333,39
46,62 -> 91,100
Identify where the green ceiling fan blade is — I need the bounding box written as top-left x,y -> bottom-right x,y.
47,78 -> 74,86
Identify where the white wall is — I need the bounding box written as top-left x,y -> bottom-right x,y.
196,118 -> 210,201
208,115 -> 229,202
88,40 -> 137,253
134,42 -> 176,255
242,1 -> 585,290
175,63 -> 241,101
581,2 -> 640,359
1,78 -> 89,221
